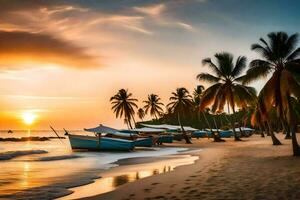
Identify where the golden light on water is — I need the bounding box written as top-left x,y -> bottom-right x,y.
22,112 -> 37,125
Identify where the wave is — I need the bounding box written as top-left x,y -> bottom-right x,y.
37,155 -> 81,161
0,150 -> 48,161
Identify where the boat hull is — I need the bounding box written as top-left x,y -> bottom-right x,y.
134,137 -> 153,147
219,131 -> 233,138
158,135 -> 174,143
68,134 -> 135,151
192,131 -> 212,138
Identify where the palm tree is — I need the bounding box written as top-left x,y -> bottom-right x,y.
143,94 -> 164,120
193,85 -> 205,103
137,108 -> 145,122
110,89 -> 138,129
167,87 -> 193,143
243,32 -> 300,155
193,85 -> 223,141
197,52 -> 257,141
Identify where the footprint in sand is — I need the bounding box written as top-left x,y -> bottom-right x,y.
144,188 -> 151,193
151,182 -> 160,186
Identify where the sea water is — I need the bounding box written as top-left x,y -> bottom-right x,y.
0,130 -> 195,199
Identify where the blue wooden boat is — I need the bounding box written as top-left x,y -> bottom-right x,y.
219,130 -> 233,138
68,134 -> 135,151
192,130 -> 212,138
134,137 -> 153,147
158,135 -> 174,143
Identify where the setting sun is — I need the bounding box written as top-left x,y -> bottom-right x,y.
22,112 -> 37,125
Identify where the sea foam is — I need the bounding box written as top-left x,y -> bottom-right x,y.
0,150 -> 48,161
37,155 -> 81,161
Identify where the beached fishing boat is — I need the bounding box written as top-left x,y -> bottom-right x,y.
121,127 -> 173,144
192,130 -> 212,138
67,124 -> 136,151
157,135 -> 174,143
141,123 -> 197,142
134,137 -> 154,147
68,134 -> 135,151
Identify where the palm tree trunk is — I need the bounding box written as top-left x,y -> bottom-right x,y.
178,112 -> 192,144
228,103 -> 241,141
287,98 -> 300,156
283,119 -> 291,139
259,125 -> 265,137
213,116 -> 220,134
132,117 -> 136,128
203,112 -> 223,142
281,119 -> 286,134
238,124 -> 244,137
128,118 -> 133,129
264,122 -> 270,136
202,112 -> 212,131
267,120 -> 282,145
291,125 -> 300,156
212,116 -> 225,142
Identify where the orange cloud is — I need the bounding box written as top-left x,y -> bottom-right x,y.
0,31 -> 101,69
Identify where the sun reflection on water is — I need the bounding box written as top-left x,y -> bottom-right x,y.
20,162 -> 30,188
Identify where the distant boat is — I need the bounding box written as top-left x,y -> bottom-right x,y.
68,134 -> 135,151
7,130 -> 13,134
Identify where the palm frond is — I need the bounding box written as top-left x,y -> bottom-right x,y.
199,83 -> 222,111
243,60 -> 272,84
286,47 -> 300,61
196,73 -> 220,83
215,52 -> 234,77
202,58 -> 223,77
232,56 -> 247,77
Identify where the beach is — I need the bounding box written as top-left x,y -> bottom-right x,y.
82,134 -> 300,200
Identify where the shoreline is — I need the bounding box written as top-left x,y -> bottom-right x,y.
81,134 -> 300,200
1,146 -> 195,200
58,148 -> 200,200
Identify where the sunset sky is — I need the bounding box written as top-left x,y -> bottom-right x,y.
0,0 -> 300,129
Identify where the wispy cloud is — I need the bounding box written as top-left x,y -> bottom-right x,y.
88,15 -> 153,35
133,3 -> 166,16
176,22 -> 195,31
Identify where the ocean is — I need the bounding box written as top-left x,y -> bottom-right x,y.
0,130 -> 198,199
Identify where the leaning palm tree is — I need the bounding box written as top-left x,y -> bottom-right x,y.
110,89 -> 138,129
137,108 -> 145,122
167,87 -> 193,143
193,85 -> 223,141
197,52 -> 257,141
243,32 -> 300,155
143,94 -> 164,120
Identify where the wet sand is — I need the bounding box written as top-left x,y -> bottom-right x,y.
60,153 -> 199,200
82,134 -> 300,200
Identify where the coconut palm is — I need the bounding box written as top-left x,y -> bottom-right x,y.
193,85 -> 205,103
197,52 -> 257,141
137,108 -> 145,122
143,94 -> 164,120
193,85 -> 223,141
243,32 -> 300,155
110,89 -> 138,129
167,87 -> 193,143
